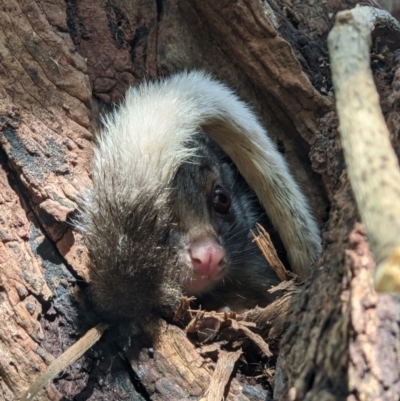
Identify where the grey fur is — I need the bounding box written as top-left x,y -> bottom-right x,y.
78,72 -> 321,320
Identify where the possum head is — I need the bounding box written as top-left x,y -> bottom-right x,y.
170,135 -> 281,311
78,71 -> 320,321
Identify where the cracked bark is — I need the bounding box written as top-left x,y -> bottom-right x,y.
0,0 -> 399,400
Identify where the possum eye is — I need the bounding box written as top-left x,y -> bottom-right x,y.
213,186 -> 231,214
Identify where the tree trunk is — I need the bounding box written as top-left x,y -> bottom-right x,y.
1,0 -> 399,400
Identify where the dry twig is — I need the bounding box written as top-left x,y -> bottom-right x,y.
328,5 -> 400,292
252,224 -> 292,281
20,323 -> 109,401
203,349 -> 242,401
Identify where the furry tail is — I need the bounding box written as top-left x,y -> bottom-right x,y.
89,71 -> 321,280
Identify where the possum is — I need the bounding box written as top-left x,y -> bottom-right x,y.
79,71 -> 321,320
20,71 -> 322,401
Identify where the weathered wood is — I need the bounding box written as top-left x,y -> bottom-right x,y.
0,1 -> 96,399
1,0 -> 400,400
204,349 -> 242,401
252,224 -> 293,281
126,317 -> 278,401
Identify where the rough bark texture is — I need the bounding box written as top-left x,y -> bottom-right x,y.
1,0 -> 400,400
276,5 -> 400,399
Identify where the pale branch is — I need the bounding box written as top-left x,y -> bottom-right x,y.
328,6 -> 400,292
20,323 -> 109,401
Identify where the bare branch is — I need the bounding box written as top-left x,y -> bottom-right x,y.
328,6 -> 400,292
20,323 -> 109,401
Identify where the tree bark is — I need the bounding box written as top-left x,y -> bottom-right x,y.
1,0 -> 399,400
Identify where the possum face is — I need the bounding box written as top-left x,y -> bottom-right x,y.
169,135 -> 280,302
170,149 -> 232,295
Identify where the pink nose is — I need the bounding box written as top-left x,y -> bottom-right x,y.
190,243 -> 225,277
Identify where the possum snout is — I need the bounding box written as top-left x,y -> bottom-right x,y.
182,236 -> 226,295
